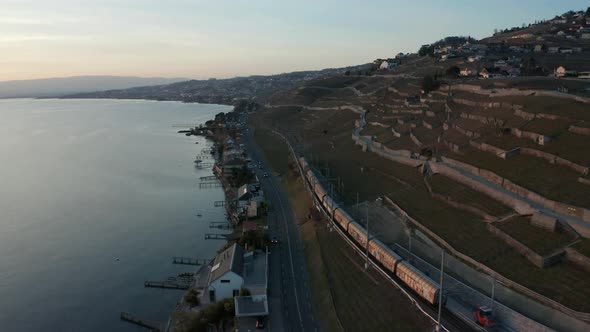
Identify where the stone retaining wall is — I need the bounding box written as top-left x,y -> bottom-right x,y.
439,157 -> 590,235
565,247 -> 590,273
569,125 -> 590,136
511,128 -> 552,145
487,223 -> 547,268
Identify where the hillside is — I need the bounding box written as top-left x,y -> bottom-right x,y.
0,76 -> 187,98
248,7 -> 590,320
62,64 -> 371,105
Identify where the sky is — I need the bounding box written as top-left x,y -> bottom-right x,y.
0,0 -> 588,81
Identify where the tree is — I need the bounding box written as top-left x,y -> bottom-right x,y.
184,289 -> 200,307
421,75 -> 439,94
586,7 -> 590,17
445,66 -> 460,78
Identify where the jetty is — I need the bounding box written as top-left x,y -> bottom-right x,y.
194,162 -> 214,169
199,181 -> 222,188
204,233 -> 228,240
214,200 -> 237,207
199,175 -> 217,181
144,281 -> 190,290
120,312 -> 161,331
172,257 -> 211,266
209,222 -> 232,229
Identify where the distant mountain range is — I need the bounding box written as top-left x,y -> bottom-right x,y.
0,76 -> 188,98
61,65 -> 371,105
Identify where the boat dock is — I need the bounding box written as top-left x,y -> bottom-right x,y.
204,233 -> 228,240
172,256 -> 211,266
209,221 -> 232,229
214,200 -> 237,207
199,175 -> 217,181
199,181 -> 222,188
120,312 -> 161,331
144,281 -> 190,290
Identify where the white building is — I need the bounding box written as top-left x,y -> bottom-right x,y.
208,244 -> 245,302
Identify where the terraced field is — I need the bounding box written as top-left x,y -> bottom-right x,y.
497,216 -> 573,255
428,174 -> 512,216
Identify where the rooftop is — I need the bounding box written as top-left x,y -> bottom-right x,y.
209,243 -> 244,283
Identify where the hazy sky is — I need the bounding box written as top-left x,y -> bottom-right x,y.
1,0 -> 588,80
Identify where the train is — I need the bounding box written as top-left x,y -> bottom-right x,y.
297,157 -> 446,306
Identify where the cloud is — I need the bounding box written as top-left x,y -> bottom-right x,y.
0,34 -> 86,42
0,17 -> 46,25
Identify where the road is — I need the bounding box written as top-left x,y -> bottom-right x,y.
243,127 -> 319,332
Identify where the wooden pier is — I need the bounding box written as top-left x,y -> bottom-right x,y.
120,312 -> 161,331
201,148 -> 213,153
144,280 -> 189,290
214,200 -> 237,207
195,162 -> 214,169
172,256 -> 211,266
205,233 -> 228,240
209,222 -> 232,229
199,181 -> 222,188
199,175 -> 218,181
195,154 -> 213,160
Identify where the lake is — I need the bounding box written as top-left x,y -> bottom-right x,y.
0,98 -> 232,332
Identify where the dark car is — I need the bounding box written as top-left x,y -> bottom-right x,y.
256,316 -> 265,329
263,173 -> 269,178
271,236 -> 279,244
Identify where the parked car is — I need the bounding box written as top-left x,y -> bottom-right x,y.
263,173 -> 269,178
271,236 -> 279,244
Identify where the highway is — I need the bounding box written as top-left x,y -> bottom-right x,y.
243,129 -> 319,332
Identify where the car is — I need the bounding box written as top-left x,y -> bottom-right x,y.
271,236 -> 279,244
255,316 -> 265,329
258,165 -> 263,169
263,173 -> 269,178
473,306 -> 496,327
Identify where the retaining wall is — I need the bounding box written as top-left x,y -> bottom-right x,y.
569,125 -> 590,136
565,247 -> 590,273
486,223 -> 546,268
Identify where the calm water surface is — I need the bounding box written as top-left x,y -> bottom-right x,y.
0,99 -> 231,332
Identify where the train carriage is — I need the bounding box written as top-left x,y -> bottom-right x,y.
313,182 -> 328,202
368,238 -> 402,274
395,261 -> 442,306
347,221 -> 369,248
322,195 -> 338,217
298,157 -> 310,173
333,208 -> 353,231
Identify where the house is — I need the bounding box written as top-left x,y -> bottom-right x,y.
505,67 -> 521,77
237,184 -> 253,201
379,61 -> 390,70
480,67 -> 503,79
205,243 -> 270,320
494,59 -> 508,68
547,46 -> 560,54
533,44 -> 545,53
555,66 -> 577,77
573,47 -> 583,53
405,96 -> 421,106
241,220 -> 257,233
581,33 -> 590,39
460,68 -> 477,77
551,18 -> 567,24
578,72 -> 590,79
559,47 -> 573,54
222,159 -> 247,174
556,30 -> 566,37
208,243 -> 245,302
